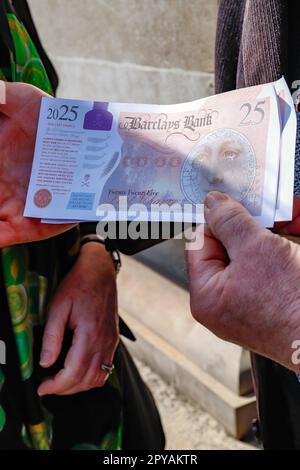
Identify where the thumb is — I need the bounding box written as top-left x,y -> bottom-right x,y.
0,80 -> 25,116
0,80 -> 5,105
40,299 -> 70,367
0,80 -> 46,117
204,191 -> 263,259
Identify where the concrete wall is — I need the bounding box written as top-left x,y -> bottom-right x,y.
28,0 -> 217,103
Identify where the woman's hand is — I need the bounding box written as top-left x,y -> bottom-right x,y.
38,242 -> 119,395
0,80 -> 74,247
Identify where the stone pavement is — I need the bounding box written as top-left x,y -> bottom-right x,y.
135,358 -> 255,450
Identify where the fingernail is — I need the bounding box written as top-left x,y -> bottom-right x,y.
204,191 -> 228,209
40,350 -> 52,366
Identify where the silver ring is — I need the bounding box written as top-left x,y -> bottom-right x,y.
101,363 -> 115,375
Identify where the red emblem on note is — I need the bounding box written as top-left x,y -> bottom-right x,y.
33,189 -> 52,208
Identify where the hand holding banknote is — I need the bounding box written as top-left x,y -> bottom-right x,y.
0,81 -> 74,247
0,77 -> 296,247
24,77 -> 296,228
186,191 -> 300,372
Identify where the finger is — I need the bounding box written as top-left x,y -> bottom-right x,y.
292,196 -> 300,219
38,329 -> 93,396
204,191 -> 265,259
81,352 -> 105,388
186,225 -> 228,290
65,352 -> 108,394
0,80 -> 28,116
277,219 -> 300,236
280,197 -> 300,236
274,197 -> 300,235
65,333 -> 117,394
0,80 -> 46,117
40,298 -> 71,367
0,80 -> 5,105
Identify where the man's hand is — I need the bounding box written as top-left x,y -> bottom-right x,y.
38,242 -> 119,395
0,80 -> 74,247
186,191 -> 300,372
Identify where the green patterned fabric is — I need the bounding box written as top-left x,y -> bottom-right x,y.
0,9 -> 122,450
0,10 -> 53,450
5,12 -> 53,93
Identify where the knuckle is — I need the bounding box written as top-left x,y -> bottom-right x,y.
65,368 -> 79,385
212,205 -> 244,234
108,330 -> 119,350
43,332 -> 60,347
95,377 -> 106,388
84,323 -> 101,341
249,232 -> 292,271
252,231 -> 278,254
81,383 -> 93,392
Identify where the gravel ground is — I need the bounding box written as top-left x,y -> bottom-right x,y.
134,358 -> 254,450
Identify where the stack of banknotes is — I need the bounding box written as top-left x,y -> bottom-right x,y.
24,77 -> 296,228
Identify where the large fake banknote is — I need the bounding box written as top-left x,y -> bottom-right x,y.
24,77 -> 296,227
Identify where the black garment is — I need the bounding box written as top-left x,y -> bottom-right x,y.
216,0 -> 300,449
252,355 -> 300,449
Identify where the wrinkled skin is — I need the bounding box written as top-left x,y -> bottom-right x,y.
186,191 -> 300,372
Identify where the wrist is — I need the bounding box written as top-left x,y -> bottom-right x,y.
80,234 -> 121,274
80,240 -> 107,256
79,241 -> 116,275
